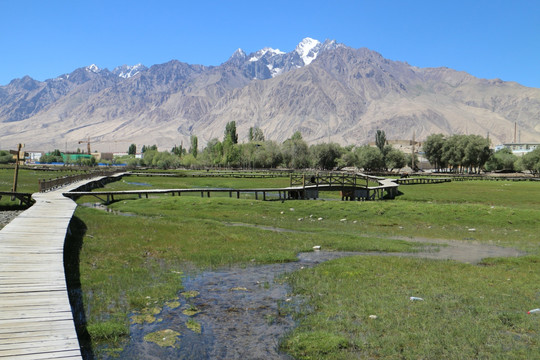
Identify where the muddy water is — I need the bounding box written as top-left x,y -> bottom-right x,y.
102,238 -> 524,359
110,251 -> 358,360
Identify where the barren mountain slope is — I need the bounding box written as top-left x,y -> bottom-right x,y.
1,40 -> 539,151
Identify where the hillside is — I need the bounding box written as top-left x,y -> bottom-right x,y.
1,38 -> 539,152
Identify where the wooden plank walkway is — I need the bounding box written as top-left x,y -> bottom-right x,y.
0,177 -> 113,359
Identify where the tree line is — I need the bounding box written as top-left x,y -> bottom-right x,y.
424,133 -> 540,174
14,122 -> 540,175
129,124 -> 414,171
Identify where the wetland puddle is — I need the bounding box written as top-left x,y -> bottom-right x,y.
84,204 -> 524,359
98,242 -> 523,359
102,251 -> 358,359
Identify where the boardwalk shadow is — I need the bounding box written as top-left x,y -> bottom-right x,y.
64,216 -> 95,360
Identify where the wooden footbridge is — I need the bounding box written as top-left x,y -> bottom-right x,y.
64,172 -> 409,203
0,173 -> 124,359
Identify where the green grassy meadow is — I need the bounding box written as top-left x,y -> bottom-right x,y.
66,176 -> 540,358
0,167 -> 87,208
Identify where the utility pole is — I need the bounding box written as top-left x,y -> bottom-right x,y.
12,143 -> 23,194
411,131 -> 416,171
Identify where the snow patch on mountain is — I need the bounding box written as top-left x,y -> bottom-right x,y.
86,64 -> 101,73
295,38 -> 321,65
249,47 -> 285,62
231,48 -> 247,59
113,64 -> 147,78
267,64 -> 283,78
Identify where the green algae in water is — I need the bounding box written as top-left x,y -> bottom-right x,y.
131,307 -> 162,324
182,305 -> 200,316
131,313 -> 156,324
166,300 -> 181,309
186,319 -> 202,334
143,329 -> 181,348
181,290 -> 199,299
230,286 -> 249,291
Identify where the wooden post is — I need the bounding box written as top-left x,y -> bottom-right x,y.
12,143 -> 23,197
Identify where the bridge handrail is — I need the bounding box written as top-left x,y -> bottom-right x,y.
38,169 -> 123,192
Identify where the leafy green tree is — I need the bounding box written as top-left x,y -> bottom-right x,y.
291,131 -> 303,141
41,149 -> 64,163
310,143 -> 343,170
406,152 -> 419,169
355,146 -> 384,171
126,158 -> 140,169
336,146 -> 358,169
141,145 -> 157,154
375,130 -> 386,153
282,132 -> 309,169
423,134 -> 446,170
441,135 -> 466,172
485,148 -> 519,172
171,144 -> 184,156
520,147 -> 540,175
385,147 -> 407,171
128,143 -> 137,155
256,141 -> 282,168
0,150 -> 14,164
224,121 -> 238,144
190,135 -> 198,158
180,153 -> 198,168
201,138 -> 223,166
462,135 -> 491,173
248,126 -> 265,142
222,135 -> 240,167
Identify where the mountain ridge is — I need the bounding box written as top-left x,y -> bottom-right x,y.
1,38 -> 539,152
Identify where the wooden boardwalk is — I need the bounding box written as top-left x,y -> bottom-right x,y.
0,176 -> 120,359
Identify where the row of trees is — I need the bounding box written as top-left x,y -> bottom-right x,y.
423,133 -> 540,174
20,123 -> 540,174
128,124 -> 415,171
423,134 -> 491,173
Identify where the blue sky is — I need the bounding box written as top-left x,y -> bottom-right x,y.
1,0 -> 539,88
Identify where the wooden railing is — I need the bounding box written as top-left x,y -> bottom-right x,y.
38,170 -> 123,192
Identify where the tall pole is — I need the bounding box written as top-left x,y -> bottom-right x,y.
12,143 -> 22,194
411,131 -> 416,171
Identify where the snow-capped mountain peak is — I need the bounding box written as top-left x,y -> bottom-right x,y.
86,64 -> 101,73
249,47 -> 285,62
231,48 -> 247,58
113,63 -> 147,79
295,37 -> 322,65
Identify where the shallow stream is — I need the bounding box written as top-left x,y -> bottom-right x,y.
100,251 -> 360,359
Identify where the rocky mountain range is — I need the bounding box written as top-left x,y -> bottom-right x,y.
1,37 -> 539,152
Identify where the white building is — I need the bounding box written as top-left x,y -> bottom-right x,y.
495,143 -> 540,156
